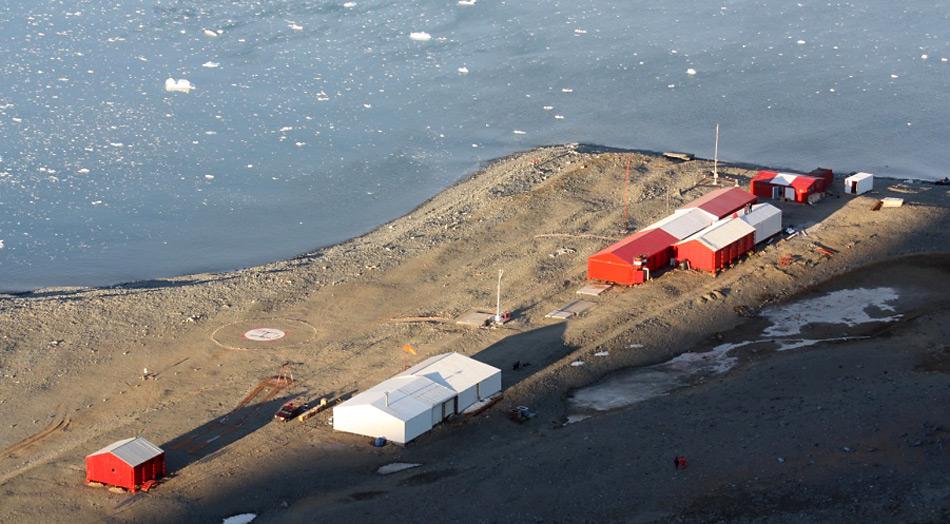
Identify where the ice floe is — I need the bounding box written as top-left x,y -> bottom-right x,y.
410,32 -> 432,42
165,78 -> 195,93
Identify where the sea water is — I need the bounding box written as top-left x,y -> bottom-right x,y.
1,1 -> 947,291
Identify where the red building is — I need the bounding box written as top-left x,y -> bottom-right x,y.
750,171 -> 824,204
588,228 -> 678,285
681,187 -> 757,218
86,437 -> 165,492
807,167 -> 834,192
674,217 -> 756,274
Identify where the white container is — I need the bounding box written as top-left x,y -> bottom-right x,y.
844,172 -> 873,195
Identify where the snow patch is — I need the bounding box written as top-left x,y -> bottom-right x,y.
377,463 -> 421,475
222,514 -> 256,524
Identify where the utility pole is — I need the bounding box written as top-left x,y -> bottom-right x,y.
713,123 -> 720,185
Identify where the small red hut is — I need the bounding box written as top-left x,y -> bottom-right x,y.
86,437 -> 165,492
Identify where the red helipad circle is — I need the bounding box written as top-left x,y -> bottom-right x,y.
243,328 -> 286,341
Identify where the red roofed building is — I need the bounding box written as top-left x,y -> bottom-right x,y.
750,171 -> 824,204
86,437 -> 165,492
680,187 -> 757,218
588,228 -> 678,285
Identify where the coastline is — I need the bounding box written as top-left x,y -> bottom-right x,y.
1,145 -> 948,522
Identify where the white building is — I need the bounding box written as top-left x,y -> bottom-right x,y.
738,203 -> 782,244
844,172 -> 873,195
333,353 -> 502,444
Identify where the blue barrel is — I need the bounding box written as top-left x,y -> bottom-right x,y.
372,436 -> 387,447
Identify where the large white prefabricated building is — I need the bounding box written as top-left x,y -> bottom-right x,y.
333,353 -> 502,444
738,203 -> 782,244
844,172 -> 873,195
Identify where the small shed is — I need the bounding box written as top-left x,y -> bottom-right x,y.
680,187 -> 758,219
86,437 -> 165,492
807,167 -> 835,193
750,171 -> 824,204
675,217 -> 756,274
647,208 -> 718,240
844,172 -> 873,195
738,203 -> 782,244
333,353 -> 501,444
587,228 -> 678,285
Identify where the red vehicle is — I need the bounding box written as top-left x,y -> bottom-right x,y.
274,401 -> 306,422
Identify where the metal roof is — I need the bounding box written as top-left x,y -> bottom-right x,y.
739,203 -> 781,228
88,437 -> 163,467
679,216 -> 755,251
845,172 -> 873,181
589,228 -> 678,265
340,375 -> 456,421
336,353 -> 501,422
399,352 -> 500,395
647,208 -> 718,240
680,187 -> 757,219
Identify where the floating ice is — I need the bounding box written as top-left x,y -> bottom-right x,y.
554,114 -> 565,119
202,61 -> 220,69
796,39 -> 806,45
222,515 -> 256,524
570,360 -> 585,367
560,88 -> 574,93
279,126 -> 293,132
686,68 -> 697,75
363,103 -> 372,108
165,78 -> 195,93
920,54 -> 928,60
513,129 -> 526,135
377,463 -> 421,475
343,2 -> 357,8
574,29 -> 587,35
0,240 -> 4,249
543,105 -> 553,110
457,66 -> 470,74
890,74 -> 899,79
458,0 -> 477,5
203,28 -> 219,38
410,32 -> 432,42
204,175 -> 215,180
288,22 -> 304,31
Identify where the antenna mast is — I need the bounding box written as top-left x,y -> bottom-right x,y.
713,123 -> 720,185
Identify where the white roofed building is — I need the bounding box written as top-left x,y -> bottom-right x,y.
333,353 -> 502,444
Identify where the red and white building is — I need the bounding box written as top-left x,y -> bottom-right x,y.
750,169 -> 832,204
86,437 -> 165,492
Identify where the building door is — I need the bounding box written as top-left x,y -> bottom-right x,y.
784,187 -> 795,200
850,181 -> 857,194
771,186 -> 781,199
